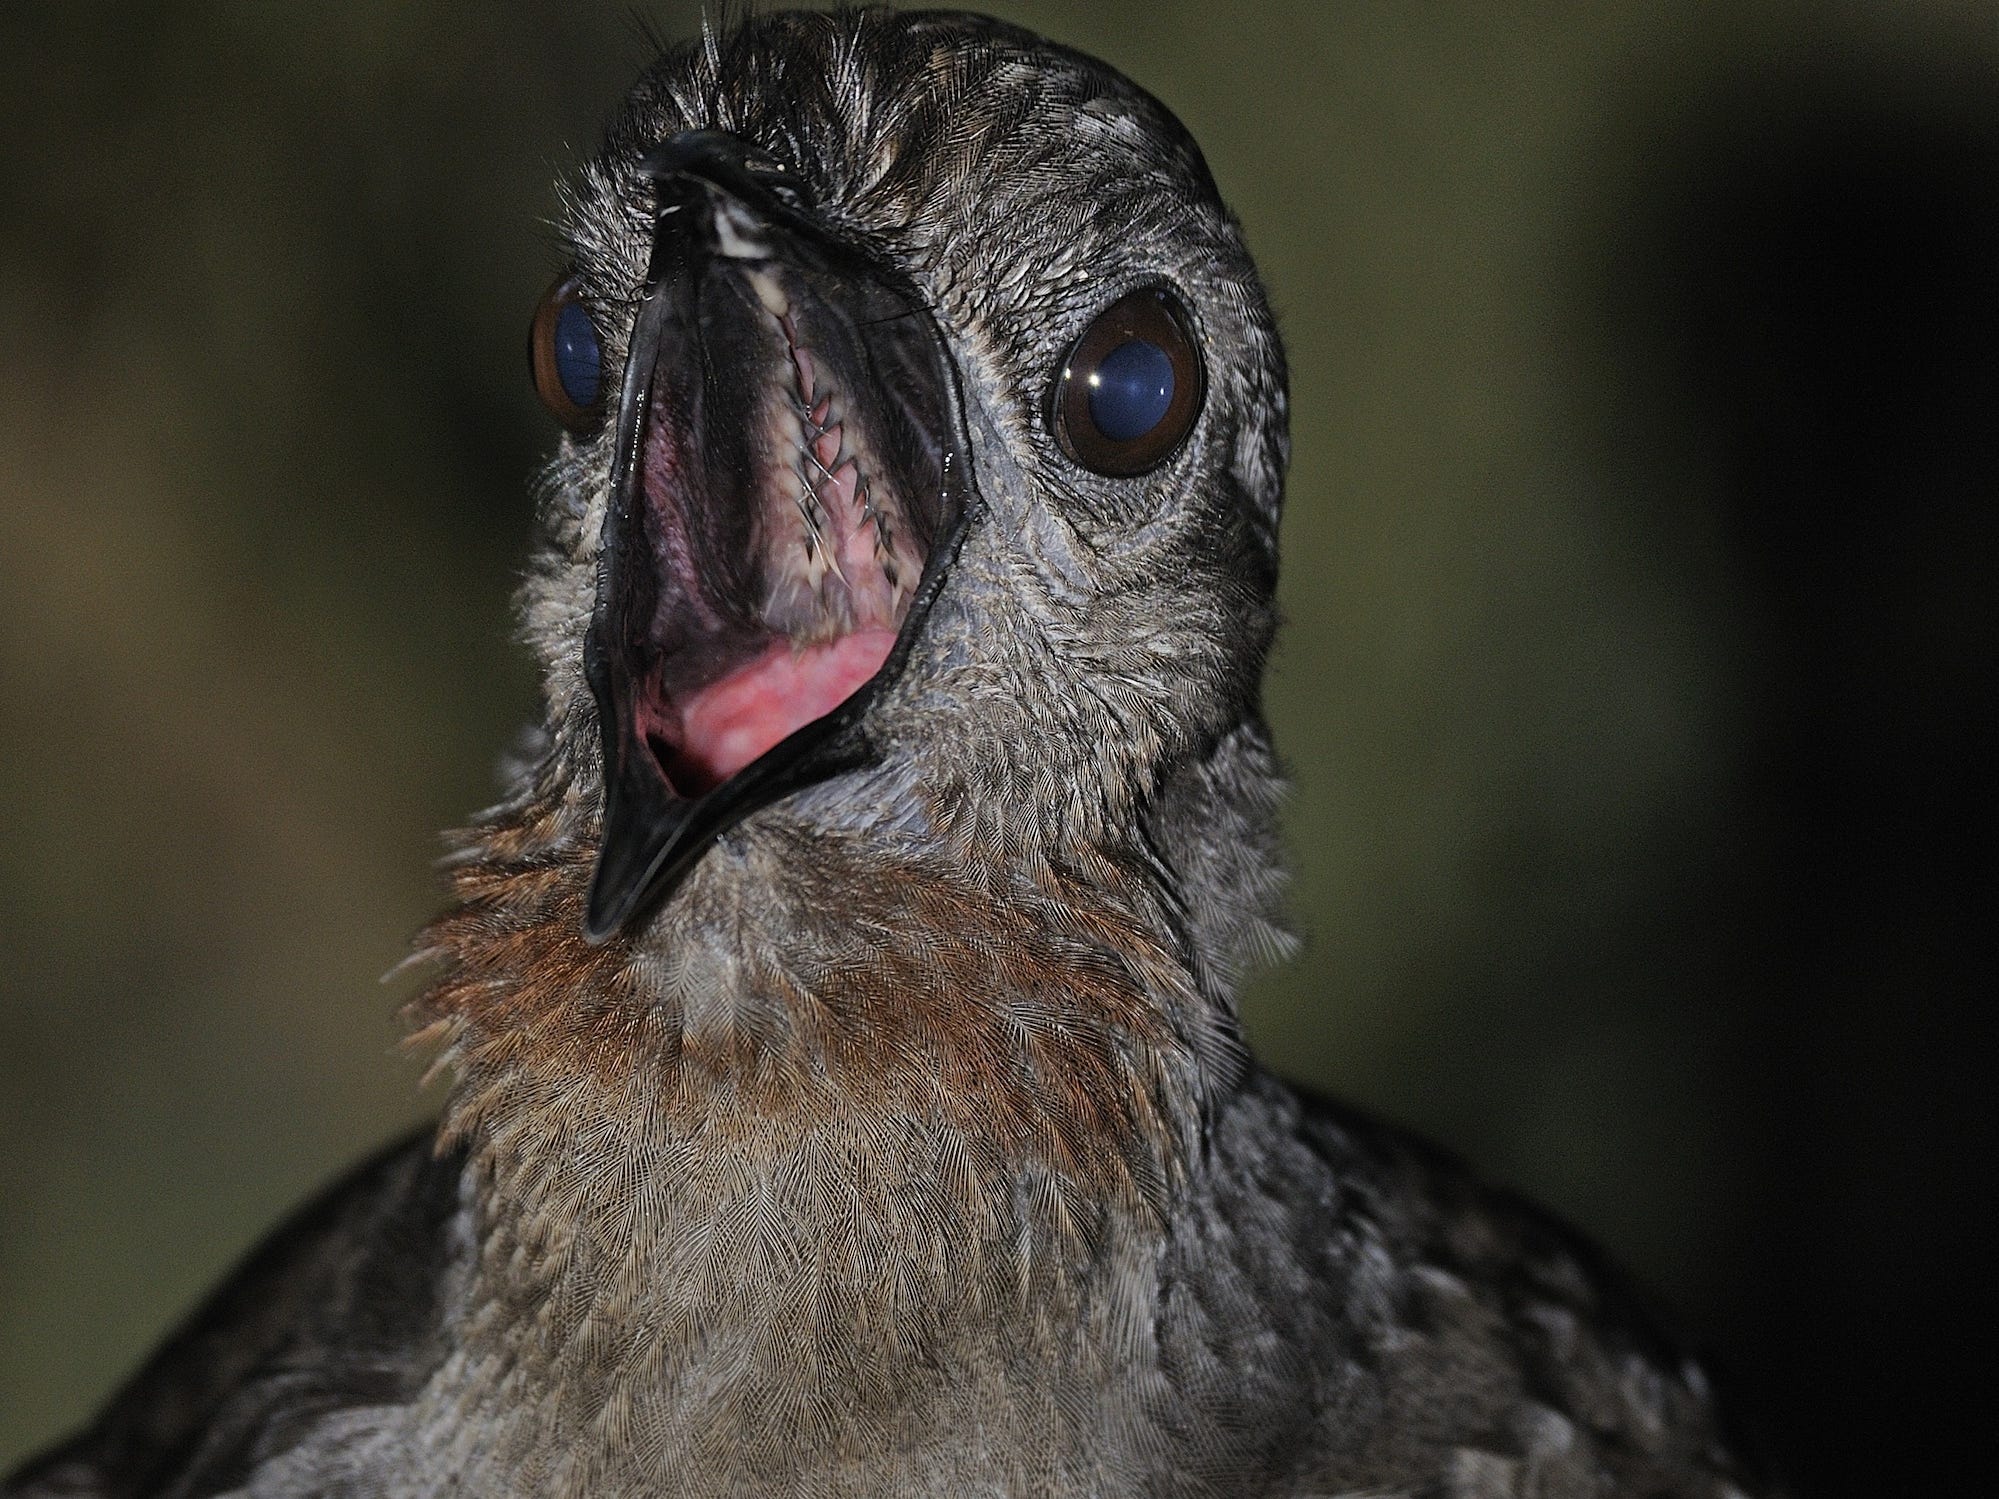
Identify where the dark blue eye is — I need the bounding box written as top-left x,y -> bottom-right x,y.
1053,287 -> 1203,477
553,300 -> 601,409
530,273 -> 606,430
1087,338 -> 1176,442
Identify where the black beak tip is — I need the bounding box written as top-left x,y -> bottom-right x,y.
580,891 -> 622,947
581,850 -> 631,945
581,785 -> 671,945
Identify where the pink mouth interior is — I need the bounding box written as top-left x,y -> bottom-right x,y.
627,280 -> 940,804
638,628 -> 898,795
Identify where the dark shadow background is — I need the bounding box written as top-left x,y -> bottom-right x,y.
2,3 -> 1993,1492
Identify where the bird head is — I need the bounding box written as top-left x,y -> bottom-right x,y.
423,12 -> 1291,1109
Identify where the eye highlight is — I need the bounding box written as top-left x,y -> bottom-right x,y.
529,273 -> 605,431
1051,287 -> 1203,477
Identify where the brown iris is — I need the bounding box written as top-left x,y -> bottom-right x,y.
1051,286 -> 1204,477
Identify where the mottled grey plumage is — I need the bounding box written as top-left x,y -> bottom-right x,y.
7,11 -> 1773,1497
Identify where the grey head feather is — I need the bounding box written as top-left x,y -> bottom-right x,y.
518,7 -> 1291,990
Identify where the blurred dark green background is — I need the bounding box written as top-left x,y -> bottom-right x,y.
3,3 -> 1994,1492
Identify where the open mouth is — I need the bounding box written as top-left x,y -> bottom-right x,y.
582,132 -> 970,940
630,268 -> 943,795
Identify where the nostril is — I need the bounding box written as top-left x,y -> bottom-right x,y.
639,129 -> 808,211
742,155 -> 808,208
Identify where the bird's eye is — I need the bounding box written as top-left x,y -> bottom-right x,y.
529,273 -> 605,431
1050,287 -> 1203,477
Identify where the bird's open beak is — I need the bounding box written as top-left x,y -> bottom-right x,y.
581,131 -> 974,942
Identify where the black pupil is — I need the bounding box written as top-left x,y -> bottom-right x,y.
1087,337 -> 1174,442
554,299 -> 601,408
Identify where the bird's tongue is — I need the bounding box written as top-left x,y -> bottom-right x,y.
641,629 -> 898,795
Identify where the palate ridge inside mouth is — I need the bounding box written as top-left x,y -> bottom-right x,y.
629,270 -> 933,801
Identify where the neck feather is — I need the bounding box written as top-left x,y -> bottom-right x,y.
398,722 -> 1283,1475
